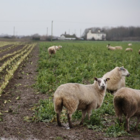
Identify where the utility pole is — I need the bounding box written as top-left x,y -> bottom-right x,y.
13,26 -> 15,37
51,21 -> 53,41
46,27 -> 48,36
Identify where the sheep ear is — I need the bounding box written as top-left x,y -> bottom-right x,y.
94,77 -> 98,81
106,78 -> 110,82
119,67 -> 124,70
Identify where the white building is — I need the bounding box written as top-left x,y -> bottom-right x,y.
58,34 -> 76,40
87,30 -> 106,40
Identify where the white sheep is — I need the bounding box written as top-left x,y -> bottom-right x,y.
115,46 -> 122,50
53,77 -> 110,128
48,46 -> 57,56
55,45 -> 62,50
107,44 -> 116,50
102,67 -> 130,94
128,43 -> 132,46
58,45 -> 62,48
125,48 -> 133,52
114,87 -> 140,132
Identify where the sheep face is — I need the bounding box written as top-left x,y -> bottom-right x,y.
94,77 -> 110,90
119,67 -> 130,77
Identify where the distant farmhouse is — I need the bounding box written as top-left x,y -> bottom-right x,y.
58,32 -> 76,40
87,29 -> 106,40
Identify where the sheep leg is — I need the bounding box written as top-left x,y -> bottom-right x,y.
135,117 -> 140,130
126,117 -> 130,132
57,113 -> 62,127
118,115 -> 122,124
80,110 -> 86,125
87,102 -> 96,121
87,110 -> 92,121
67,113 -> 73,128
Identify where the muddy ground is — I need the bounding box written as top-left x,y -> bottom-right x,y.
0,44 -> 140,140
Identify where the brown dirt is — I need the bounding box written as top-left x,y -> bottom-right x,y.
0,44 -> 140,140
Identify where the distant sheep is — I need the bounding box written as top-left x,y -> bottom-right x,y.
48,46 -> 57,56
125,48 -> 133,52
115,46 -> 122,50
114,87 -> 140,132
102,66 -> 130,94
54,77 -> 110,128
107,44 -> 116,50
56,45 -> 62,50
128,43 -> 132,46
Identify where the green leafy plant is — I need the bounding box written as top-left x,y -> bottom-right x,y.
105,121 -> 130,137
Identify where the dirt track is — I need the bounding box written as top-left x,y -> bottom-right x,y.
0,44 -> 140,140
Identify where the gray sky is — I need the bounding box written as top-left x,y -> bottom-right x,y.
0,0 -> 140,37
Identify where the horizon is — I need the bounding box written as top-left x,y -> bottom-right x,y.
1,0 -> 140,37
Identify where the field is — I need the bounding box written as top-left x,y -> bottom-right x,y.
0,40 -> 140,140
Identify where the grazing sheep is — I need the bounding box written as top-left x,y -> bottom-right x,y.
48,46 -> 57,56
128,43 -> 132,46
115,46 -> 122,50
102,67 -> 130,94
58,45 -> 62,48
125,48 -> 133,52
107,44 -> 116,50
114,87 -> 140,132
139,50 -> 140,54
56,45 -> 62,50
54,77 -> 110,128
108,47 -> 116,50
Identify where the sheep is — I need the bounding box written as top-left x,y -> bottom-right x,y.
125,48 -> 133,52
48,46 -> 57,56
107,44 -> 116,50
128,43 -> 132,46
115,46 -> 122,50
55,45 -> 62,50
114,87 -> 140,132
139,49 -> 140,54
58,45 -> 62,49
102,66 -> 130,94
53,77 -> 110,128
108,47 -> 116,51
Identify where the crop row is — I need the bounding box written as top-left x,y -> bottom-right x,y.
0,44 -> 31,73
0,44 -> 19,53
0,44 -> 28,62
0,42 -> 18,48
0,43 -> 36,95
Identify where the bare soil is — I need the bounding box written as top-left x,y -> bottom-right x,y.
0,44 -> 140,140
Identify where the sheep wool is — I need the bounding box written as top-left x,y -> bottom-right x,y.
108,47 -> 116,50
128,43 -> 132,46
55,45 -> 62,50
125,48 -> 133,52
102,67 -> 130,93
54,77 -> 110,128
106,44 -> 116,50
114,87 -> 140,132
115,46 -> 122,50
48,46 -> 56,56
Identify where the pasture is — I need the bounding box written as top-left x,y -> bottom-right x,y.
0,40 -> 140,139
35,41 -> 140,138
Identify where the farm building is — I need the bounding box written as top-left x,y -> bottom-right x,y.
87,30 -> 106,40
58,32 -> 76,40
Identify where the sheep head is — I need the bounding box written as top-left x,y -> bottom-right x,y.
94,77 -> 110,90
119,66 -> 130,77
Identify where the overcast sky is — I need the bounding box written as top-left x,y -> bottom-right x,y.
0,0 -> 140,37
